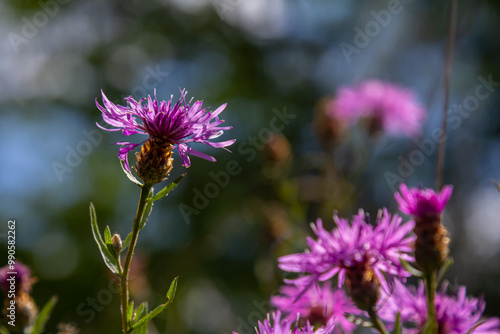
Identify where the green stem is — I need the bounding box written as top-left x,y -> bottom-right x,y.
436,0 -> 458,191
368,308 -> 390,334
120,185 -> 152,334
425,271 -> 438,333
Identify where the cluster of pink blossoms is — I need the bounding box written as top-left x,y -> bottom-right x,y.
231,184 -> 499,334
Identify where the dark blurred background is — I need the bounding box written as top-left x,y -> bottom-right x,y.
1,0 -> 500,333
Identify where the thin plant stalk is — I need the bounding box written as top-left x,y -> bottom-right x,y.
425,271 -> 438,333
436,0 -> 458,190
120,185 -> 153,334
367,308 -> 390,334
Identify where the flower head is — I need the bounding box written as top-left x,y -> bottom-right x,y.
96,89 -> 235,170
395,184 -> 453,218
329,80 -> 426,138
0,262 -> 33,295
232,312 -> 335,334
271,281 -> 360,333
278,209 -> 415,297
379,281 -> 500,334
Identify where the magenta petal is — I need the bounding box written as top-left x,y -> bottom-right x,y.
185,146 -> 216,162
116,142 -> 142,171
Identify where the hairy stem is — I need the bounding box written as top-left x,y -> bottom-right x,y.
436,0 -> 458,190
120,185 -> 152,334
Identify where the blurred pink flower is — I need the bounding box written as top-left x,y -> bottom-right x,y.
232,311 -> 335,334
329,80 -> 426,138
271,281 -> 360,333
379,281 -> 500,334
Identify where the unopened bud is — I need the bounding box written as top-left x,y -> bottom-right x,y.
414,216 -> 450,273
313,97 -> 348,149
111,234 -> 122,255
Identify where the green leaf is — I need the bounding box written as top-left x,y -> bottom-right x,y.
120,159 -> 143,187
148,174 -> 186,202
134,322 -> 148,334
121,231 -> 133,254
139,188 -> 155,230
104,226 -> 112,245
30,296 -> 58,334
130,277 -> 178,331
393,311 -> 401,334
127,300 -> 135,324
104,226 -> 117,256
437,257 -> 454,284
166,276 -> 178,301
90,203 -> 121,275
0,325 -> 11,334
400,258 -> 423,277
132,302 -> 147,323
129,303 -> 149,334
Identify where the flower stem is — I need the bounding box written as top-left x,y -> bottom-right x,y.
436,0 -> 458,191
424,271 -> 438,333
367,308 -> 389,334
120,185 -> 152,334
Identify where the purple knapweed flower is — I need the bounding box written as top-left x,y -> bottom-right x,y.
96,89 -> 235,170
395,184 -> 453,218
379,281 -> 500,334
278,209 -> 415,295
271,281 -> 360,333
232,311 -> 335,334
0,262 -> 33,295
329,80 -> 426,138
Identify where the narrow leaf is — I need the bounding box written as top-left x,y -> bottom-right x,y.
393,311 -> 402,334
131,302 -> 171,330
135,323 -> 148,334
104,226 -> 117,257
120,159 -> 143,187
400,258 -> 423,277
148,174 -> 186,202
139,188 -> 155,230
130,278 -> 178,331
132,302 -> 148,324
129,303 -> 149,334
104,226 -> 113,245
30,296 -> 58,334
166,277 -> 178,301
121,231 -> 133,254
437,257 -> 454,284
127,300 -> 135,324
90,203 -> 120,275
